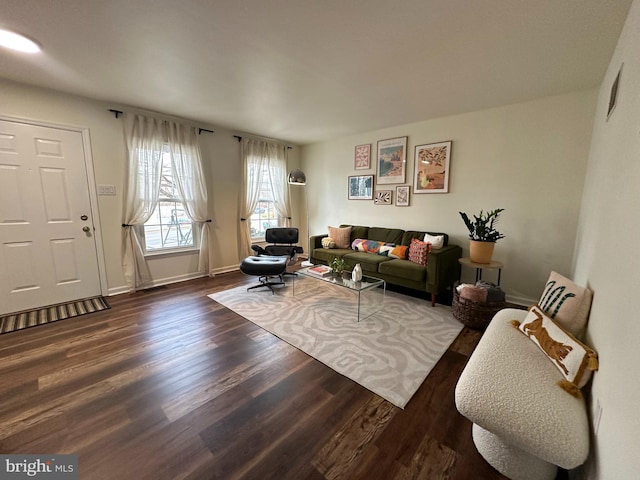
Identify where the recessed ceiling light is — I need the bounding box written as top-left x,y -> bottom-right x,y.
0,29 -> 41,53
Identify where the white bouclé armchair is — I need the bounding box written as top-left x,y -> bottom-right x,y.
455,272 -> 595,480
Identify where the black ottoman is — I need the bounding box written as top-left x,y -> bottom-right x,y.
240,256 -> 288,294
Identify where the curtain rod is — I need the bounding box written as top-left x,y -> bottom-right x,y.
108,109 -> 214,134
233,135 -> 292,149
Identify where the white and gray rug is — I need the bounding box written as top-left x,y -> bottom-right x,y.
208,278 -> 463,408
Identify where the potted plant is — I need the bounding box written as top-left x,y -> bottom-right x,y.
329,257 -> 347,277
459,209 -> 505,264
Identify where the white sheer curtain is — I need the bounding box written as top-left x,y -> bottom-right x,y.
122,114 -> 213,289
239,138 -> 291,256
121,114 -> 165,289
239,138 -> 267,257
167,123 -> 212,275
266,143 -> 292,227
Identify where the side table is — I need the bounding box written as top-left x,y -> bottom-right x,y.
458,257 -> 504,285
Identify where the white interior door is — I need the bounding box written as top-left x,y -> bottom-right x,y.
0,119 -> 102,315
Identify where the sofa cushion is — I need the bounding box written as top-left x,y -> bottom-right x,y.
379,244 -> 408,259
340,224 -> 369,243
424,233 -> 445,249
312,248 -> 352,265
538,271 -> 593,338
378,258 -> 427,283
321,237 -> 336,248
351,238 -> 384,253
328,226 -> 351,248
351,239 -> 408,259
401,230 -> 449,247
408,238 -> 432,266
515,305 -> 598,392
368,227 -> 404,244
343,251 -> 393,274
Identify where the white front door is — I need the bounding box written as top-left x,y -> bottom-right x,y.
0,119 -> 102,315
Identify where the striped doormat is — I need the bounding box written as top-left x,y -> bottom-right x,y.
0,296 -> 110,335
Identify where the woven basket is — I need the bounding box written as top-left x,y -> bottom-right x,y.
452,288 -> 506,330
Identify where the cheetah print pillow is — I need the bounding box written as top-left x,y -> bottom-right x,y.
512,305 -> 598,397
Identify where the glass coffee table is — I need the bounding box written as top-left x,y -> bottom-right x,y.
297,267 -> 386,322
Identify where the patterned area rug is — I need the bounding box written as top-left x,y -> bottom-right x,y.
209,278 -> 463,409
0,296 -> 110,334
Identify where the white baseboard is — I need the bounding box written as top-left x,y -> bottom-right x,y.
108,266 -> 242,296
209,265 -> 240,276
505,294 -> 536,306
108,272 -> 205,296
107,285 -> 132,296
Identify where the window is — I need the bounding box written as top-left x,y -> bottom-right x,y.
250,164 -> 279,240
140,147 -> 196,252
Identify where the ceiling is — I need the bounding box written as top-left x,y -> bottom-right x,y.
0,0 -> 632,145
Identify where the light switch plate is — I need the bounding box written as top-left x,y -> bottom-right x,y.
98,184 -> 116,196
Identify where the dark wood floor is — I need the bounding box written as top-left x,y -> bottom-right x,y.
0,270 -> 510,480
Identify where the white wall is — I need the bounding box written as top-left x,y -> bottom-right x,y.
573,0 -> 640,477
301,91 -> 597,303
0,79 -> 301,294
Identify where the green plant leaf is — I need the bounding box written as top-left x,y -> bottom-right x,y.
459,209 -> 505,242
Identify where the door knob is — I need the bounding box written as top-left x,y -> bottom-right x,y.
83,226 -> 91,232
81,215 -> 88,221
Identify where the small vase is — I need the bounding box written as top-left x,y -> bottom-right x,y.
352,263 -> 363,282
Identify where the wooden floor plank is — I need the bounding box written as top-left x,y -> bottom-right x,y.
0,270 -> 512,479
312,395 -> 397,479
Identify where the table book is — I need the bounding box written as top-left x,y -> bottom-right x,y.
307,265 -> 332,277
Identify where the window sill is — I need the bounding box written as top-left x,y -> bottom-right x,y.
144,247 -> 200,259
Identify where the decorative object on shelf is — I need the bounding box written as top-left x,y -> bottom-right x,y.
348,174 -> 374,200
352,263 -> 363,282
354,144 -> 371,170
396,185 -> 410,206
414,141 -> 452,194
321,237 -> 336,249
376,136 -> 407,184
329,257 -> 347,276
459,208 -> 505,264
374,190 -> 392,205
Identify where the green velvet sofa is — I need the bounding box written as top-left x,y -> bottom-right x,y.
309,224 -> 462,306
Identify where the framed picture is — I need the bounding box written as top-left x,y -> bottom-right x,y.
348,175 -> 374,200
376,136 -> 407,184
374,190 -> 392,205
396,185 -> 410,206
607,64 -> 622,120
414,141 -> 452,194
354,144 -> 371,170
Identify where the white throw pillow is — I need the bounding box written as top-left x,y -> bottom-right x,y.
423,233 -> 444,249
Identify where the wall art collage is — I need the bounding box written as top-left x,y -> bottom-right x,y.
349,138 -> 452,205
